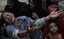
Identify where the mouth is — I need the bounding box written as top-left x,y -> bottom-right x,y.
53,29 -> 57,32
7,16 -> 12,21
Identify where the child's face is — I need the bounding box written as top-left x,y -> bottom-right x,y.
49,23 -> 58,33
3,12 -> 15,24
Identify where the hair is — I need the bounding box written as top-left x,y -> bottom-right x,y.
47,4 -> 60,15
1,11 -> 12,37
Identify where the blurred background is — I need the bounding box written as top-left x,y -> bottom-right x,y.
0,0 -> 28,10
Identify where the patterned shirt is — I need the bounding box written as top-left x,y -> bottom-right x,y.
6,16 -> 46,39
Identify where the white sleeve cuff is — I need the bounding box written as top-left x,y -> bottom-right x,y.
34,17 -> 46,29
12,29 -> 20,39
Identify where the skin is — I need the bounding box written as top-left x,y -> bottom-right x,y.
2,12 -> 16,24
45,23 -> 63,39
49,23 -> 58,34
45,22 -> 63,39
49,7 -> 56,13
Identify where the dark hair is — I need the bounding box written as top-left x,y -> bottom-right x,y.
1,11 -> 11,25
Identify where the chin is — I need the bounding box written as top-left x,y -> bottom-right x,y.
53,31 -> 57,33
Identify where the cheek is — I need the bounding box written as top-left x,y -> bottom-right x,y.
5,19 -> 9,22
50,28 -> 54,31
55,27 -> 58,30
5,17 -> 9,22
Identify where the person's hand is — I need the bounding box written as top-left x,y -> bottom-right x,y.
49,9 -> 63,18
32,12 -> 39,19
27,26 -> 38,33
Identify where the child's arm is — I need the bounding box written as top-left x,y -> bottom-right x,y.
17,26 -> 38,37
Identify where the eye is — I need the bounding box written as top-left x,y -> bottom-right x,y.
7,14 -> 9,16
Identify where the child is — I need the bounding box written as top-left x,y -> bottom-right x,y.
45,22 -> 63,39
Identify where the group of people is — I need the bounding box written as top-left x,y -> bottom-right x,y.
0,0 -> 64,39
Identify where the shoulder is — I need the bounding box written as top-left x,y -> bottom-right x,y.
17,16 -> 28,19
17,16 -> 31,20
58,33 -> 62,37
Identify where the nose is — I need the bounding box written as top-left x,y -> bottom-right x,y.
6,16 -> 11,19
7,16 -> 10,18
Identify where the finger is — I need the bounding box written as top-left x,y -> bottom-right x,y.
58,12 -> 63,15
27,26 -> 30,30
57,10 -> 63,13
57,11 -> 63,15
52,8 -> 57,12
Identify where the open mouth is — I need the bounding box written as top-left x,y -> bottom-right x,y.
7,16 -> 12,21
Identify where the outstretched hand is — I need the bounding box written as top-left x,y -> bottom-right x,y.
27,26 -> 38,33
49,9 -> 63,18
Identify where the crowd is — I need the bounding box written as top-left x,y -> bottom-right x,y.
0,0 -> 64,39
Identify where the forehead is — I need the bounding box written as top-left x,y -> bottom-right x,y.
49,23 -> 56,26
3,12 -> 13,16
49,7 -> 56,10
4,12 -> 12,14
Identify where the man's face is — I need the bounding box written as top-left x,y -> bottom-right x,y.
49,23 -> 58,33
3,12 -> 15,24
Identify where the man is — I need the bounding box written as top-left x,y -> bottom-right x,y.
1,9 -> 62,39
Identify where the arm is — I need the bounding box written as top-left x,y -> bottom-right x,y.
34,9 -> 63,29
17,26 -> 38,38
6,26 -> 29,39
17,30 -> 28,37
45,9 -> 63,21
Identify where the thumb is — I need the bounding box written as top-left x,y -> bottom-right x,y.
27,26 -> 30,30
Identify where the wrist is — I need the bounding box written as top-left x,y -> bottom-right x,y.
46,15 -> 51,20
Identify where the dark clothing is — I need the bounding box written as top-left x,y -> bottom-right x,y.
4,2 -> 30,17
30,0 -> 46,18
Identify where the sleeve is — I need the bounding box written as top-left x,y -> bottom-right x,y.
34,17 -> 46,29
17,16 -> 33,27
6,26 -> 20,39
26,18 -> 33,27
17,16 -> 28,20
